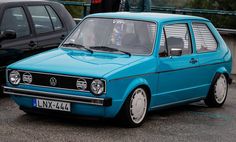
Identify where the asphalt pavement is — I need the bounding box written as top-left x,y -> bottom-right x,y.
0,84 -> 236,142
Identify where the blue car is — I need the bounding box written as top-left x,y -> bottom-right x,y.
4,13 -> 232,127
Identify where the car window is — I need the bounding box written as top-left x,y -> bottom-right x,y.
192,23 -> 218,53
28,6 -> 54,34
164,24 -> 192,55
147,23 -> 156,44
159,29 -> 168,57
64,18 -> 156,55
0,7 -> 30,38
46,6 -> 63,30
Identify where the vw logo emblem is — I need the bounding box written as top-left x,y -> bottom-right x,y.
50,77 -> 57,86
22,72 -> 32,84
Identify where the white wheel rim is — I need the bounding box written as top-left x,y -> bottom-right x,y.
130,88 -> 147,124
214,75 -> 227,104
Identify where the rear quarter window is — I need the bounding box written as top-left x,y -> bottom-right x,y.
192,23 -> 218,53
45,6 -> 63,31
28,6 -> 54,34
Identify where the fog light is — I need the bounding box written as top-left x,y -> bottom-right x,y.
76,78 -> 87,90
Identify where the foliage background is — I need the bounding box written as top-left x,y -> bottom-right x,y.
56,0 -> 236,29
65,0 -> 87,18
53,0 -> 87,18
152,0 -> 236,29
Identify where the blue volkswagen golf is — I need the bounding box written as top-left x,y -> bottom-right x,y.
4,13 -> 232,127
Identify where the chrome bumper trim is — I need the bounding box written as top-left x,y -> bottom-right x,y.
3,86 -> 112,106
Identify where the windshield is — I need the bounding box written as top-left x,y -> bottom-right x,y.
63,18 -> 157,55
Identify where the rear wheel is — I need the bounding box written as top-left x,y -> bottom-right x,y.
120,87 -> 148,127
204,74 -> 228,107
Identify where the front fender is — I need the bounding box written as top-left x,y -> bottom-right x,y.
123,77 -> 150,101
104,77 -> 152,118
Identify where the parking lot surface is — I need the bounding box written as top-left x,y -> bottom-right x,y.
0,84 -> 236,142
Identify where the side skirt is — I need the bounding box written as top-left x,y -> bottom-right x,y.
150,97 -> 205,111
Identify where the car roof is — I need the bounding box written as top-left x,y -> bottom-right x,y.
88,12 -> 209,23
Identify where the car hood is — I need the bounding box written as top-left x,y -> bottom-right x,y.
8,48 -> 145,78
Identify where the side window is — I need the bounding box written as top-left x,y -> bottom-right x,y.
28,6 -> 53,34
46,6 -> 63,30
159,29 -> 168,57
165,24 -> 192,55
0,7 -> 30,38
147,23 -> 157,44
192,23 -> 217,53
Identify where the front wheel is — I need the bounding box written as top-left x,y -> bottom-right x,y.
204,74 -> 228,107
120,87 -> 148,127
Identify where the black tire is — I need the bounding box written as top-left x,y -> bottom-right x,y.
20,106 -> 38,115
204,73 -> 228,107
118,87 -> 149,128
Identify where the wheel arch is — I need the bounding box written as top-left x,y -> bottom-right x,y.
114,77 -> 152,124
205,67 -> 229,107
214,67 -> 231,84
122,78 -> 152,109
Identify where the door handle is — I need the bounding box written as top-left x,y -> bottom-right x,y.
60,34 -> 65,40
28,41 -> 36,47
189,58 -> 198,64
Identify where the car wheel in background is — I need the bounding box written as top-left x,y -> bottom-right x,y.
204,74 -> 228,107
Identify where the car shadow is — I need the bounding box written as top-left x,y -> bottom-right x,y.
14,101 -> 213,128
16,109 -> 119,128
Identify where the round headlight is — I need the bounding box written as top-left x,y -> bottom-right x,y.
76,78 -> 87,90
90,79 -> 105,95
9,70 -> 21,85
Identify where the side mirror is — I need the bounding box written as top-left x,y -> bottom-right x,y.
170,48 -> 182,56
0,30 -> 16,42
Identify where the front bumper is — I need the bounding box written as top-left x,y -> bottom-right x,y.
0,66 -> 6,84
3,86 -> 112,107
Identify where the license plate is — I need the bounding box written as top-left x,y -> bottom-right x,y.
33,99 -> 71,112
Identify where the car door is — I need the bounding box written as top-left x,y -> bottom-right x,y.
0,6 -> 36,69
26,5 -> 67,53
155,22 -> 201,106
191,22 -> 221,95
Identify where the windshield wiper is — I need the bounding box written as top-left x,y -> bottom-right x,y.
62,43 -> 93,54
90,46 -> 131,56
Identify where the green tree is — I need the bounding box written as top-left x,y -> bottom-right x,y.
54,0 -> 87,18
152,0 -> 236,29
65,0 -> 87,18
187,0 -> 236,29
56,0 -> 236,28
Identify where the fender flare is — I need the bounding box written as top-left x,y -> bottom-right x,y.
121,77 -> 152,108
213,67 -> 231,84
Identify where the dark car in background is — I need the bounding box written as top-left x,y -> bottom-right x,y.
0,0 -> 76,88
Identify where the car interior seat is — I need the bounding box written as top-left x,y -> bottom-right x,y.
166,37 -> 184,55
